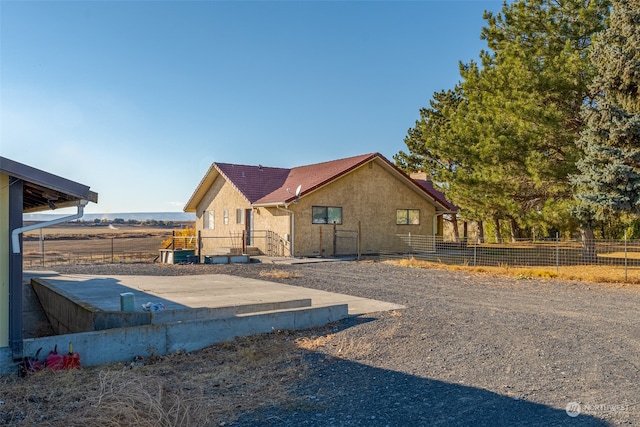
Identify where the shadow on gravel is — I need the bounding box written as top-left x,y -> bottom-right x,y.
232,352 -> 609,427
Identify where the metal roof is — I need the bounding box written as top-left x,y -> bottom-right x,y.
184,153 -> 455,213
0,157 -> 98,213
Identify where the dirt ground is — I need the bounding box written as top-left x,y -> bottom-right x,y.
2,260 -> 639,426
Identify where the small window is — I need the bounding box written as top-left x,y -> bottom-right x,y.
236,209 -> 245,225
312,206 -> 342,224
223,209 -> 229,225
203,210 -> 214,230
397,209 -> 420,225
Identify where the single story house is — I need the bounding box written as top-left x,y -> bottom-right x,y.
184,152 -> 456,258
1,157 -> 97,365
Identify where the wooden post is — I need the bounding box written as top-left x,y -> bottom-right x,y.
358,220 -> 361,260
198,230 -> 202,262
242,230 -> 246,254
333,222 -> 337,257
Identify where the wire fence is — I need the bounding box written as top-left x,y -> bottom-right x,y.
22,230 -> 640,282
380,233 -> 640,282
22,234 -> 171,268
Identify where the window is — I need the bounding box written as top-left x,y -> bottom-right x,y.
312,206 -> 342,224
236,209 -> 245,225
397,209 -> 420,225
223,209 -> 229,225
203,211 -> 214,230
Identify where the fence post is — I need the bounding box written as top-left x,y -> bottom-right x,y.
333,222 -> 337,257
198,230 -> 202,262
40,228 -> 45,267
242,230 -> 246,255
473,239 -> 477,267
111,237 -> 114,264
408,232 -> 412,256
556,231 -> 560,274
625,230 -> 628,283
357,220 -> 361,260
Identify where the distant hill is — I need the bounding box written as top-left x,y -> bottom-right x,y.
23,212 -> 196,222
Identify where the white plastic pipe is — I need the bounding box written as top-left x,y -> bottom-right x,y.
12,200 -> 89,254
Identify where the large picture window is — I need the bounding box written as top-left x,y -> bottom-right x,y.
312,206 -> 342,224
397,209 -> 420,225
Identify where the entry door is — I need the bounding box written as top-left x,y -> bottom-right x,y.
245,209 -> 253,246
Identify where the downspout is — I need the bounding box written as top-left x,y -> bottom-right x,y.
276,204 -> 295,257
11,199 -> 89,254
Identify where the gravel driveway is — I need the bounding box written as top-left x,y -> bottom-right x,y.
50,260 -> 640,426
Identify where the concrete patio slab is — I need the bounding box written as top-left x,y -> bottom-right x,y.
0,272 -> 405,372
36,273 -> 404,316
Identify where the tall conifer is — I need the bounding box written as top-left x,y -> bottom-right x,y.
574,0 -> 640,216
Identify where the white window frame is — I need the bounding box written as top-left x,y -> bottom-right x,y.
203,210 -> 215,230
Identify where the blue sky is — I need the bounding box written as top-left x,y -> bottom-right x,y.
1,0 -> 503,214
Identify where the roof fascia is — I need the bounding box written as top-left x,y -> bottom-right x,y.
184,163 -> 253,212
184,163 -> 220,212
0,157 -> 99,212
1,157 -> 97,202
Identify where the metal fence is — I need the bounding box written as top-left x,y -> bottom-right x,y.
198,230 -> 290,257
380,233 -> 640,282
22,234 -> 171,267
23,230 -> 640,282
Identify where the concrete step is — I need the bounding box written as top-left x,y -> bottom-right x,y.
211,247 -> 261,256
245,246 -> 262,256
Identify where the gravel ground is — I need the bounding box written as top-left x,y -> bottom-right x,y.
49,260 -> 640,426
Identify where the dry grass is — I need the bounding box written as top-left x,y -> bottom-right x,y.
295,334 -> 335,350
23,225 -> 176,238
294,333 -> 372,360
390,257 -> 640,286
1,332 -> 316,426
259,268 -> 303,279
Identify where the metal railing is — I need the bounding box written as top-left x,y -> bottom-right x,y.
197,230 -> 290,258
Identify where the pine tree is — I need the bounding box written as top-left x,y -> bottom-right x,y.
397,0 -> 610,238
574,0 -> 640,217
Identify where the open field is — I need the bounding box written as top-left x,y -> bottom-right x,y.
21,225 -> 174,267
4,261 -> 639,426
23,224 -> 183,238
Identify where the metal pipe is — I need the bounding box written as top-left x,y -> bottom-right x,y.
11,199 -> 89,253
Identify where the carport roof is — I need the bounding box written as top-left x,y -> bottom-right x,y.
0,157 -> 98,213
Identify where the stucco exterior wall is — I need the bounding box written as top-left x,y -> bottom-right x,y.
1,173 -> 9,347
290,160 -> 436,257
251,207 -> 293,256
194,176 -> 252,254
